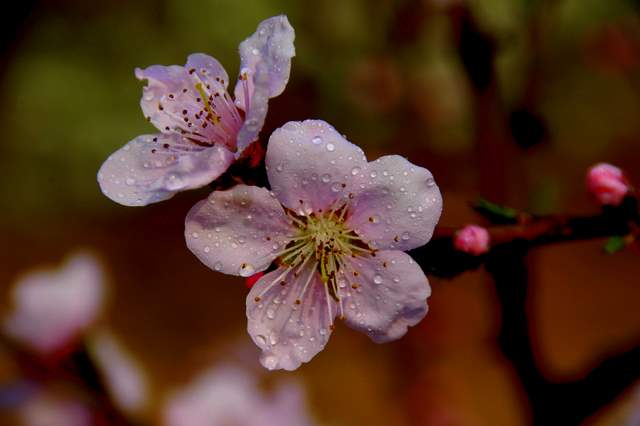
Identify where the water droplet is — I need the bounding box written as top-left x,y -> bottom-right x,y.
401,232 -> 411,240
214,262 -> 222,271
393,277 -> 400,283
203,246 -> 210,253
370,171 -> 377,178
239,263 -> 256,277
252,48 -> 259,55
331,182 -> 342,192
351,167 -> 361,176
426,177 -> 435,187
191,232 -> 199,239
267,309 -> 275,319
263,355 -> 278,370
373,274 -> 383,284
125,177 -> 136,186
256,335 -> 267,345
326,143 -> 335,152
321,174 -> 331,183
312,136 -> 323,145
276,163 -> 284,172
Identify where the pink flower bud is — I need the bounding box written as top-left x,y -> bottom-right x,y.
454,225 -> 490,255
586,163 -> 629,206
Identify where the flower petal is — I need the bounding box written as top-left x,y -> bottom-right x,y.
266,120 -> 368,213
247,266 -> 337,371
98,134 -> 234,206
234,15 -> 296,153
3,252 -> 105,355
338,251 -> 430,343
185,185 -> 296,276
346,155 -> 443,251
235,15 -> 295,102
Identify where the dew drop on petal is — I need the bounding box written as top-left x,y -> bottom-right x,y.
426,177 -> 435,187
331,182 -> 342,192
276,163 -> 284,172
401,232 -> 411,241
203,246 -> 210,253
125,177 -> 136,186
326,143 -> 336,152
373,274 -> 383,284
312,136 -> 323,145
351,167 -> 361,176
239,263 -> 256,277
321,174 -> 331,183
191,232 -> 199,239
256,335 -> 267,345
266,309 -> 275,320
263,355 -> 278,370
214,262 -> 223,271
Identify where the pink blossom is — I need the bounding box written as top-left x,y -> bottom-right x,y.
454,225 -> 490,255
586,163 -> 629,206
163,365 -> 314,426
3,252 -> 106,355
185,120 -> 442,370
98,16 -> 295,206
87,330 -> 149,417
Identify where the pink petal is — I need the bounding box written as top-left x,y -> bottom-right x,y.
3,253 -> 105,355
346,155 -> 442,251
185,185 -> 296,276
234,16 -> 295,153
246,265 -> 337,371
338,251 -> 430,343
266,120 -> 368,214
98,134 -> 234,206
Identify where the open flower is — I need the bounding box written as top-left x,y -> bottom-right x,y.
3,252 -> 106,356
185,120 -> 442,370
163,365 -> 314,426
98,15 -> 295,206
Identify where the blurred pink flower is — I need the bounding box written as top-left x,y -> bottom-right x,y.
87,330 -> 149,417
98,15 -> 295,206
163,365 -> 313,426
454,225 -> 490,255
586,163 -> 629,206
3,252 -> 106,356
186,120 -> 442,370
20,391 -> 92,426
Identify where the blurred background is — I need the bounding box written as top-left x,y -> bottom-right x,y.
1,0 -> 640,424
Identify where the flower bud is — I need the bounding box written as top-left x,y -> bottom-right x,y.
454,225 -> 490,255
586,163 -> 629,206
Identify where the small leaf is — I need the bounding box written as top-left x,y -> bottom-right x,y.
604,236 -> 626,254
473,198 -> 519,224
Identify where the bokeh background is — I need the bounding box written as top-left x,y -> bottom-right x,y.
1,0 -> 640,424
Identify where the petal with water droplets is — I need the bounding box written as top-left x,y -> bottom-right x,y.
234,15 -> 296,153
98,134 -> 234,206
346,155 -> 442,251
338,250 -> 430,343
185,185 -> 295,276
247,265 -> 337,371
266,120 -> 368,214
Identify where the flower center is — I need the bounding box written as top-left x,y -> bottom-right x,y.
151,70 -> 252,152
276,204 -> 375,303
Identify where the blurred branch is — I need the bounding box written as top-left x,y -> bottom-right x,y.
430,3 -> 640,423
